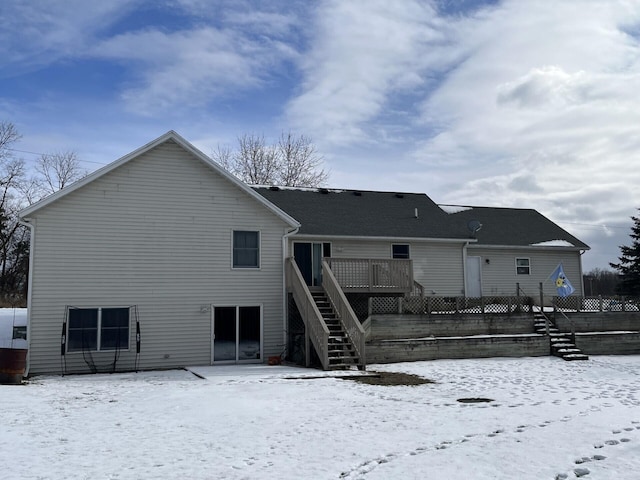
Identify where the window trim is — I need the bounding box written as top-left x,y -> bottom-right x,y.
515,258 -> 531,275
66,306 -> 131,354
232,230 -> 261,269
392,243 -> 411,259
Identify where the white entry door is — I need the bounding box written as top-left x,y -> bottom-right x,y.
465,256 -> 482,297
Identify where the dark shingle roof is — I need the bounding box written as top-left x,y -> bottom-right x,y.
253,187 -> 589,249
442,206 -> 590,249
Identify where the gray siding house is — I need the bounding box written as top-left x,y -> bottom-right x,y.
20,132 -> 589,375
20,132 -> 299,375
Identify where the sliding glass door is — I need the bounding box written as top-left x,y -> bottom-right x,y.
212,306 -> 261,363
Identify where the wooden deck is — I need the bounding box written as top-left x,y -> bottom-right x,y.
324,258 -> 414,294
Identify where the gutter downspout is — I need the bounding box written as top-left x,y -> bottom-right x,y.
281,225 -> 300,359
18,218 -> 35,377
462,240 -> 470,297
579,249 -> 587,297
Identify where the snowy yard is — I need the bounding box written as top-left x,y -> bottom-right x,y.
2,356 -> 640,480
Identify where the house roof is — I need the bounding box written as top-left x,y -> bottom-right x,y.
19,131 -> 300,229
440,205 -> 590,249
254,187 -> 590,250
254,187 -> 463,241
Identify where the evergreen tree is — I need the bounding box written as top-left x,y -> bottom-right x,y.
610,209 -> 640,296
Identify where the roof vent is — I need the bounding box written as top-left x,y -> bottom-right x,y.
414,208 -> 419,219
467,220 -> 483,237
319,188 -> 329,194
269,186 -> 280,191
395,193 -> 404,198
353,191 -> 362,196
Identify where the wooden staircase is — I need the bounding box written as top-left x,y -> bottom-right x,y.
311,291 -> 363,369
533,311 -> 588,361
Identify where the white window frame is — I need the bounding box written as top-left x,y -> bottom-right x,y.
232,230 -> 261,269
515,258 -> 531,275
211,304 -> 263,364
66,306 -> 131,353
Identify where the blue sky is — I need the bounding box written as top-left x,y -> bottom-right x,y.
2,0 -> 640,272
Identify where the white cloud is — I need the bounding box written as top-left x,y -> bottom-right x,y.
496,66 -> 591,108
285,0 -> 457,145
92,27 -> 293,114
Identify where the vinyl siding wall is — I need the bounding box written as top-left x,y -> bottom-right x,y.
289,238 -> 584,299
467,247 -> 584,297
289,238 -> 466,296
27,141 -> 290,375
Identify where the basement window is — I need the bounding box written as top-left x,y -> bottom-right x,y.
516,258 -> 531,275
67,307 -> 130,353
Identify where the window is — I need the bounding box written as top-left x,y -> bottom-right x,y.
12,326 -> 26,340
233,231 -> 260,268
392,244 -> 410,259
67,307 -> 130,352
516,258 -> 530,275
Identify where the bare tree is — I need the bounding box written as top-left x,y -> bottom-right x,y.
0,121 -> 85,305
0,122 -> 21,160
35,151 -> 86,195
277,131 -> 327,187
213,131 -> 328,187
0,122 -> 28,304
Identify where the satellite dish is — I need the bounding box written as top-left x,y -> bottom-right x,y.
467,220 -> 483,237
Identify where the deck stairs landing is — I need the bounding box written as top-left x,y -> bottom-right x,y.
311,291 -> 362,369
533,311 -> 589,361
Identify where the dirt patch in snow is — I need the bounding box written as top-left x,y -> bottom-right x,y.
457,397 -> 494,403
346,371 -> 434,386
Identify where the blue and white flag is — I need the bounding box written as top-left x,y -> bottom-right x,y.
550,263 -> 575,297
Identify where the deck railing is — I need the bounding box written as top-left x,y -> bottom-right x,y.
322,260 -> 366,368
370,295 -> 535,316
369,294 -> 640,316
325,258 -> 413,293
555,295 -> 640,312
286,258 -> 330,369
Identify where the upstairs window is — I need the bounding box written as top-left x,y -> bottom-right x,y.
392,244 -> 410,259
233,231 -> 260,268
67,307 -> 130,352
516,258 -> 531,275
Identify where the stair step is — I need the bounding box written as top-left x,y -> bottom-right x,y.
552,343 -> 576,348
329,357 -> 358,364
328,341 -> 353,348
557,348 -> 581,354
563,354 -> 589,361
328,342 -> 354,349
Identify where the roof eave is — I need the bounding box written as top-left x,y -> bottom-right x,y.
291,233 -> 477,244
468,244 -> 590,251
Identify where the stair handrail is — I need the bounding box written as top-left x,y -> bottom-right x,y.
412,279 -> 425,297
552,300 -> 577,344
322,259 -> 366,368
535,307 -> 551,336
286,258 -> 330,369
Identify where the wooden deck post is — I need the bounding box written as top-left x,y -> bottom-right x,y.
305,330 -> 310,367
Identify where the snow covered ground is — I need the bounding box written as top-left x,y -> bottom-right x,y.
1,356 -> 639,479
